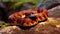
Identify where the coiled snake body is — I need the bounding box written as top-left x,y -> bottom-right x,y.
8,8 -> 48,27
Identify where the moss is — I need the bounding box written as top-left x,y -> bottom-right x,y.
0,22 -> 10,29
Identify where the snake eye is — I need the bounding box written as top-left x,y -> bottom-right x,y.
32,13 -> 34,14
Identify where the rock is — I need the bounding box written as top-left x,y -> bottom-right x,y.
0,26 -> 21,34
48,6 -> 60,23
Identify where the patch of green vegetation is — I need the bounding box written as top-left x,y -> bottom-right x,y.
0,22 -> 10,29
3,0 -> 45,10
